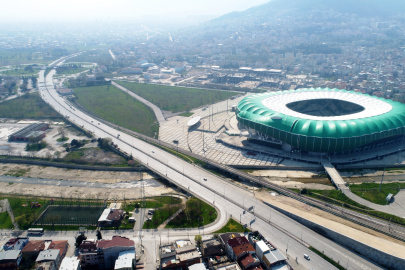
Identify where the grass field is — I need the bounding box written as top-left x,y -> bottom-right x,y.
166,197 -> 217,228
31,225 -> 98,231
74,85 -> 159,137
65,50 -> 113,66
56,67 -> 87,76
0,69 -> 39,77
143,205 -> 181,229
0,92 -> 60,118
0,211 -> 14,229
124,196 -> 182,212
214,218 -> 251,233
350,182 -> 405,205
178,112 -> 194,117
116,81 -> 236,113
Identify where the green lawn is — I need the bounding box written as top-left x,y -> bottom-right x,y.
0,92 -> 60,118
56,67 -> 87,76
350,182 -> 405,205
214,218 -> 251,233
0,197 -> 49,229
124,196 -> 182,212
31,225 -> 98,231
56,137 -> 69,142
65,50 -> 113,66
143,205 -> 181,229
309,247 -> 345,270
74,85 -> 159,137
0,211 -> 14,229
0,69 -> 39,77
116,81 -> 236,113
166,197 -> 217,228
178,112 -> 194,117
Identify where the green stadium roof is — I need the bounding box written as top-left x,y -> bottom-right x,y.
236,88 -> 405,152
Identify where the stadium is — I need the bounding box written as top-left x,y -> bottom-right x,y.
236,88 -> 405,154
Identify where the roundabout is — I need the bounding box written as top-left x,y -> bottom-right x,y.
236,88 -> 405,154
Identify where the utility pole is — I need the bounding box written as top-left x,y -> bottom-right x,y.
380,165 -> 386,191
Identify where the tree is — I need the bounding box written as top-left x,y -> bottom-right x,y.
194,235 -> 202,247
96,230 -> 102,240
76,234 -> 87,247
58,126 -> 67,139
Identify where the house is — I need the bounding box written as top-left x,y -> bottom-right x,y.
237,254 -> 259,270
35,249 -> 61,270
201,239 -> 224,258
59,256 -> 81,270
219,233 -> 240,250
21,240 -> 46,258
226,237 -> 251,260
160,243 -> 200,270
3,238 -> 29,251
232,244 -> 255,261
78,240 -> 97,267
0,250 -> 22,269
48,241 -> 68,260
114,250 -> 135,270
98,208 -> 125,227
96,236 -> 135,269
214,262 -> 241,270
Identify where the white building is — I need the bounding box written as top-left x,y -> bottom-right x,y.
59,256 -> 81,270
114,250 -> 135,270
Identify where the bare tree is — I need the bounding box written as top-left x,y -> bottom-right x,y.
58,126 -> 67,139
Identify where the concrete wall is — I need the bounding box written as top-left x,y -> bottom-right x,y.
264,202 -> 405,270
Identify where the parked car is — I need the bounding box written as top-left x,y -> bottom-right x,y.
304,254 -> 310,260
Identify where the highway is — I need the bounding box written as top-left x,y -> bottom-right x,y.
37,54 -> 385,270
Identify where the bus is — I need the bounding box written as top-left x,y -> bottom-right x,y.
28,228 -> 44,235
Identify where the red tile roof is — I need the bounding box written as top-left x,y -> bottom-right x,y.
232,244 -> 255,257
107,209 -> 124,221
238,254 -> 255,268
227,237 -> 249,248
97,236 -> 134,249
22,240 -> 45,253
48,241 -> 68,256
245,265 -> 263,270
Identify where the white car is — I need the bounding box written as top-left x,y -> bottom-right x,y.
304,254 -> 310,260
203,178 -> 207,181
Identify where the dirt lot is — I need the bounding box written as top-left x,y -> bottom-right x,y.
0,164 -> 149,183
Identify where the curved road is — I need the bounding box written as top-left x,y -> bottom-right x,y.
35,54 -> 387,270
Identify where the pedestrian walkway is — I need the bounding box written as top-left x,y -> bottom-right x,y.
322,160 -> 348,190
112,81 -> 166,125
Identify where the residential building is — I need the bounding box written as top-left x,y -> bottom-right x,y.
114,250 -> 135,270
79,240 -> 98,267
232,245 -> 255,261
0,250 -> 22,269
3,238 -> 29,251
201,239 -> 224,258
59,256 -> 81,270
35,249 -> 61,270
98,208 -> 125,227
188,263 -> 206,270
214,262 -> 241,270
237,254 -> 260,270
48,241 -> 68,260
21,240 -> 46,258
160,243 -> 201,270
96,236 -> 135,269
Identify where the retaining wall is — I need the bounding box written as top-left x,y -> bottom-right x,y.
264,201 -> 405,269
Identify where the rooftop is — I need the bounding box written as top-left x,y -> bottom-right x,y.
232,244 -> 255,257
36,249 -> 59,262
114,250 -> 135,270
97,236 -> 134,249
59,257 -> 80,270
22,240 -> 45,253
189,263 -> 206,270
0,250 -> 21,261
227,237 -> 249,248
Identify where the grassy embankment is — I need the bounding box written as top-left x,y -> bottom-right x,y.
116,81 -> 236,113
296,188 -> 405,226
166,197 -> 217,228
0,211 -> 14,229
0,69 -> 39,77
349,182 -> 405,205
73,85 -> 159,137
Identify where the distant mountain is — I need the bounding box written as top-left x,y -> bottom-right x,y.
210,0 -> 405,24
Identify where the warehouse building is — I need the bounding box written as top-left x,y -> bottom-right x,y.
8,123 -> 49,142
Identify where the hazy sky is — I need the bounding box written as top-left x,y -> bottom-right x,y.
2,0 -> 269,22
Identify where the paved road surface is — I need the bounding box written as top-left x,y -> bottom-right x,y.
112,81 -> 166,125
35,54 -> 387,270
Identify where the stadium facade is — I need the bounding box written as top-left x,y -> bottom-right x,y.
236,88 -> 405,154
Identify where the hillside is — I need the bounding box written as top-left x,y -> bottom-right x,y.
211,0 -> 405,24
